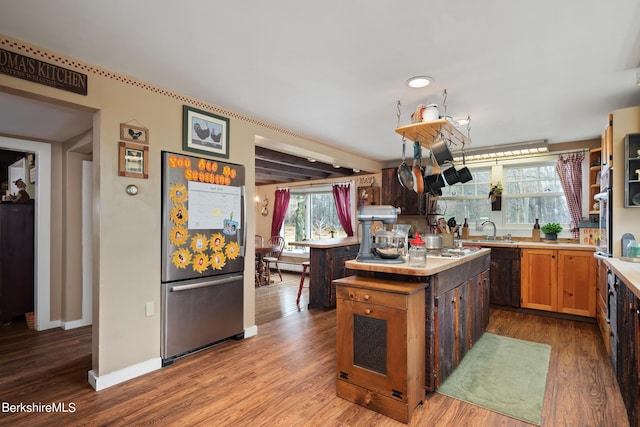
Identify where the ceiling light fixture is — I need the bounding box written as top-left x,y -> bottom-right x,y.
406,76 -> 434,88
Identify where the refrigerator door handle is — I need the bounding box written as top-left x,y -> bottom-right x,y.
170,274 -> 244,292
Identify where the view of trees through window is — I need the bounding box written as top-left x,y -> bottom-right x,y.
439,169 -> 491,223
504,164 -> 570,225
438,160 -> 571,229
283,191 -> 346,252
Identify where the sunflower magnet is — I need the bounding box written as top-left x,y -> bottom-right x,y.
169,184 -> 188,204
169,226 -> 188,246
210,251 -> 227,270
192,253 -> 209,273
170,204 -> 188,225
190,233 -> 208,253
210,233 -> 225,251
225,241 -> 240,260
172,248 -> 192,269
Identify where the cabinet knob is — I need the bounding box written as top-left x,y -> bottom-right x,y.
363,294 -> 370,301
365,308 -> 371,315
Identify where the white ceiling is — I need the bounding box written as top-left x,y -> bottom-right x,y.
0,1 -> 640,160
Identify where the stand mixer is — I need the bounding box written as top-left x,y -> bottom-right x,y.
356,205 -> 405,263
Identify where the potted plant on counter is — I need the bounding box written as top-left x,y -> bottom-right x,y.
541,222 -> 563,241
489,181 -> 503,211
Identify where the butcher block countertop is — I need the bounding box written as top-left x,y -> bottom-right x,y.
604,257 -> 640,299
345,248 -> 491,277
290,237 -> 359,249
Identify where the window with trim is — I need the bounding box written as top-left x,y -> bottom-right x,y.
282,189 -> 348,253
439,168 -> 491,221
503,163 -> 570,225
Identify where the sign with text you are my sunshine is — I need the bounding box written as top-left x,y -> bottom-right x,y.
0,48 -> 87,95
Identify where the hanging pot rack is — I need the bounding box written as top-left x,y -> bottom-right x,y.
395,89 -> 471,151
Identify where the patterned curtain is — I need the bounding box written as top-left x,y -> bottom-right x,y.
556,153 -> 584,239
332,184 -> 354,237
270,188 -> 290,238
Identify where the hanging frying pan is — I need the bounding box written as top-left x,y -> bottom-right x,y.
397,138 -> 414,189
458,149 -> 473,183
431,134 -> 453,165
443,164 -> 460,185
412,141 -> 425,194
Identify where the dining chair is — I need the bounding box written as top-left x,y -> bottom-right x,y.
263,236 -> 285,283
255,234 -> 264,285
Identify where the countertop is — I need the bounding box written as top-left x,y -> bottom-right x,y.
345,248 -> 491,277
604,257 -> 640,299
290,237 -> 360,249
462,240 -> 596,252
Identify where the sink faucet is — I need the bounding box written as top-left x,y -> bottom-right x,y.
481,220 -> 496,240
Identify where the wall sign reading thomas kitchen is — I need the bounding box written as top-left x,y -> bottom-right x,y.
0,48 -> 87,95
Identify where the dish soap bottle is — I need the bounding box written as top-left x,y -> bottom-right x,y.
461,218 -> 469,240
532,219 -> 541,242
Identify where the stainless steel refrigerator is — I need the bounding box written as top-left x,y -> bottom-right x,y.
161,151 -> 245,365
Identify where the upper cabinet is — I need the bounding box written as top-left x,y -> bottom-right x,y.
625,133 -> 640,208
589,147 -> 602,215
602,113 -> 613,167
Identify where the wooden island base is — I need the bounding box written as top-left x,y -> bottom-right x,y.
337,250 -> 492,423
334,276 -> 426,424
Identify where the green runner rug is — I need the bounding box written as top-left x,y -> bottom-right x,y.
437,333 -> 551,425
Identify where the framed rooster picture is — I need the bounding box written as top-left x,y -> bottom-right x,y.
120,123 -> 149,144
182,105 -> 230,158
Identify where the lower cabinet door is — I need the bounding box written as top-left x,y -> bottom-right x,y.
336,298 -> 408,399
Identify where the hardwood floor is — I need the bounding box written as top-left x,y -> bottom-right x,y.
0,284 -> 630,426
255,271 -> 308,325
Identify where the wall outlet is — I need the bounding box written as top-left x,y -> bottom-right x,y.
145,301 -> 154,317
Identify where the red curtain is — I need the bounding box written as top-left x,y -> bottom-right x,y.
556,153 -> 584,239
270,188 -> 290,238
332,184 -> 354,237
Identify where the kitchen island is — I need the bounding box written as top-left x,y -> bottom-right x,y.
335,248 -> 491,422
290,237 -> 360,310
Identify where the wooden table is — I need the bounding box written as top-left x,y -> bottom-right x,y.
255,246 -> 271,286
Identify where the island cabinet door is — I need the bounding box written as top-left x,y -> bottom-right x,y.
435,286 -> 458,387
336,298 -> 409,398
469,271 -> 491,345
521,249 -> 558,312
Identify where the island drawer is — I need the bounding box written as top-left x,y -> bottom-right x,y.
337,286 -> 407,309
334,276 -> 426,310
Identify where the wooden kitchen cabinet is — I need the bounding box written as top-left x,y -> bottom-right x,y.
381,168 -> 425,215
335,276 -> 426,424
589,147 -> 602,215
557,250 -> 597,317
521,248 -> 557,312
611,275 -> 639,427
521,249 -> 596,317
308,243 -> 360,310
595,257 -> 611,355
488,246 -> 521,308
434,269 -> 489,388
602,113 -> 613,167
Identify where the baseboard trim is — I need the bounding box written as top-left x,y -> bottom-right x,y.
63,318 -> 92,330
88,357 -> 162,391
244,325 -> 258,338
